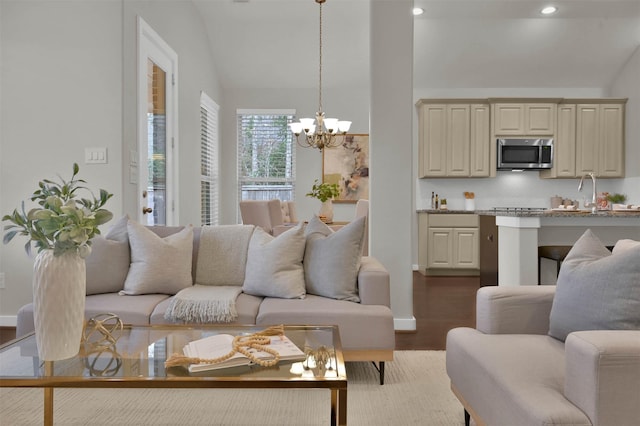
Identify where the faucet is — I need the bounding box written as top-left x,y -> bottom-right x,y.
578,173 -> 597,214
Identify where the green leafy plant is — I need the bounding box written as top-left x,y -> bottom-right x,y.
606,193 -> 627,204
306,179 -> 340,203
3,163 -> 113,258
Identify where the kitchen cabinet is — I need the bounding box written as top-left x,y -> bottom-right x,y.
417,100 -> 490,178
541,100 -> 626,178
493,102 -> 556,136
540,104 -> 577,178
576,102 -> 625,177
418,213 -> 479,274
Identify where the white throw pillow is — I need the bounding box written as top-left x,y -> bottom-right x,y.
85,215 -> 130,295
548,229 -> 640,341
120,220 -> 194,295
242,222 -> 306,299
303,215 -> 365,302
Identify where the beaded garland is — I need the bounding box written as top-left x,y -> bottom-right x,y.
164,325 -> 286,369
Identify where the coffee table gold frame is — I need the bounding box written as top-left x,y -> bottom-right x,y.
0,324 -> 347,425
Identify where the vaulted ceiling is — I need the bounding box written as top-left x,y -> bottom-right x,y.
193,0 -> 640,91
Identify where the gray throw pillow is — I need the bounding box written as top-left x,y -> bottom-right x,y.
85,215 -> 130,295
548,229 -> 640,341
195,225 -> 255,286
120,220 -> 194,295
242,222 -> 306,299
304,215 -> 365,302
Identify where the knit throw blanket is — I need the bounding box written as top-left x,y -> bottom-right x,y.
165,285 -> 242,323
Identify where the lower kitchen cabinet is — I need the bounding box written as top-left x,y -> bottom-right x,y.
418,213 -> 479,275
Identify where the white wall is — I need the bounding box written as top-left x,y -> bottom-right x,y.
370,0 -> 415,331
0,0 -> 221,322
0,0 -> 123,323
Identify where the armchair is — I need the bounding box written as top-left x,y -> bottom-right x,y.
239,200 -> 283,235
446,286 -> 640,426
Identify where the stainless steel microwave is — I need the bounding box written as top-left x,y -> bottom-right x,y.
497,138 -> 553,170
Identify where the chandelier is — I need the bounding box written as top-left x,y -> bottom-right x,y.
289,0 -> 351,151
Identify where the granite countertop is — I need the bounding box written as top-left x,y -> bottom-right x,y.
417,209 -> 640,218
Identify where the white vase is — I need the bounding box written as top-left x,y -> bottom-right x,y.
33,250 -> 86,361
319,200 -> 334,223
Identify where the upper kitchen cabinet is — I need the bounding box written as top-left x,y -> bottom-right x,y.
492,101 -> 558,136
576,102 -> 625,177
417,99 -> 490,178
541,99 -> 626,179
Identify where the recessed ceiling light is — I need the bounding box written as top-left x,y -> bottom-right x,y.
541,6 -> 558,15
412,7 -> 424,16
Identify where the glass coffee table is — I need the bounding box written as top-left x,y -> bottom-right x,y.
0,324 -> 347,425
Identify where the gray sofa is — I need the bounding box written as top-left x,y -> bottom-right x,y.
17,219 -> 395,383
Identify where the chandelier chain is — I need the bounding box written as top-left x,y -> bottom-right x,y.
318,1 -> 323,113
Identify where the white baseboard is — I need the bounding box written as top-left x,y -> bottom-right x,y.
0,316 -> 17,327
412,264 -> 419,271
394,316 -> 416,331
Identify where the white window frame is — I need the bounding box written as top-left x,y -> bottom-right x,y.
237,109 -> 296,221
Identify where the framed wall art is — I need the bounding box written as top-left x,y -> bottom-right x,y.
322,134 -> 369,203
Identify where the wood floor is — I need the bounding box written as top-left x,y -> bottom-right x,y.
0,272 -> 479,349
396,272 -> 479,350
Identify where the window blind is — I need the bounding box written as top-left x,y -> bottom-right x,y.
200,92 -> 220,226
237,111 -> 296,208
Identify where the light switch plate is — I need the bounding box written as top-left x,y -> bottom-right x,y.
85,147 -> 107,164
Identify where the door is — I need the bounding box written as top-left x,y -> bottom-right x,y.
137,17 -> 178,225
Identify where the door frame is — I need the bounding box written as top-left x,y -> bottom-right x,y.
137,16 -> 179,225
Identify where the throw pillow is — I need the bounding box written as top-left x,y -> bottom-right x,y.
612,238 -> 640,255
548,229 -> 640,341
242,222 -> 306,299
120,220 -> 194,295
195,225 -> 255,286
85,215 -> 130,295
303,215 -> 366,302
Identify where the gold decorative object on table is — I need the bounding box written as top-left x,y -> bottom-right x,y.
80,313 -> 124,377
82,313 -> 124,348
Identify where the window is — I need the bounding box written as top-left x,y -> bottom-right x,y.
237,110 -> 296,204
201,92 -> 220,225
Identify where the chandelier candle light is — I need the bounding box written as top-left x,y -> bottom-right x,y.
289,0 -> 351,150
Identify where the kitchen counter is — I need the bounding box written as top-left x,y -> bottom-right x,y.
419,209 -> 639,286
418,209 -> 640,217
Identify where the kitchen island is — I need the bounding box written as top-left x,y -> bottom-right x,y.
418,209 -> 640,285
479,209 -> 640,285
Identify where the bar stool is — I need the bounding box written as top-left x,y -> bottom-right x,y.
538,245 -> 572,285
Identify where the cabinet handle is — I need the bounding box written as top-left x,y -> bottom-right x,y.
487,234 -> 494,242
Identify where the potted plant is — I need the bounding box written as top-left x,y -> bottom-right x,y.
3,163 -> 113,360
306,179 -> 340,223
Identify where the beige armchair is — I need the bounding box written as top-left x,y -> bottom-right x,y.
280,201 -> 298,223
239,200 -> 283,235
446,286 -> 640,426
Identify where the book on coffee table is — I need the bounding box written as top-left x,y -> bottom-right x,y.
184,334 -> 306,373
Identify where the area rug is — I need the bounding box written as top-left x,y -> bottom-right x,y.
0,351 -> 465,425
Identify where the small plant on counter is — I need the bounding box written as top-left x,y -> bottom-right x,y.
606,193 -> 627,204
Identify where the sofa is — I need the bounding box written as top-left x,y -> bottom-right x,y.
17,215 -> 395,383
446,230 -> 640,426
